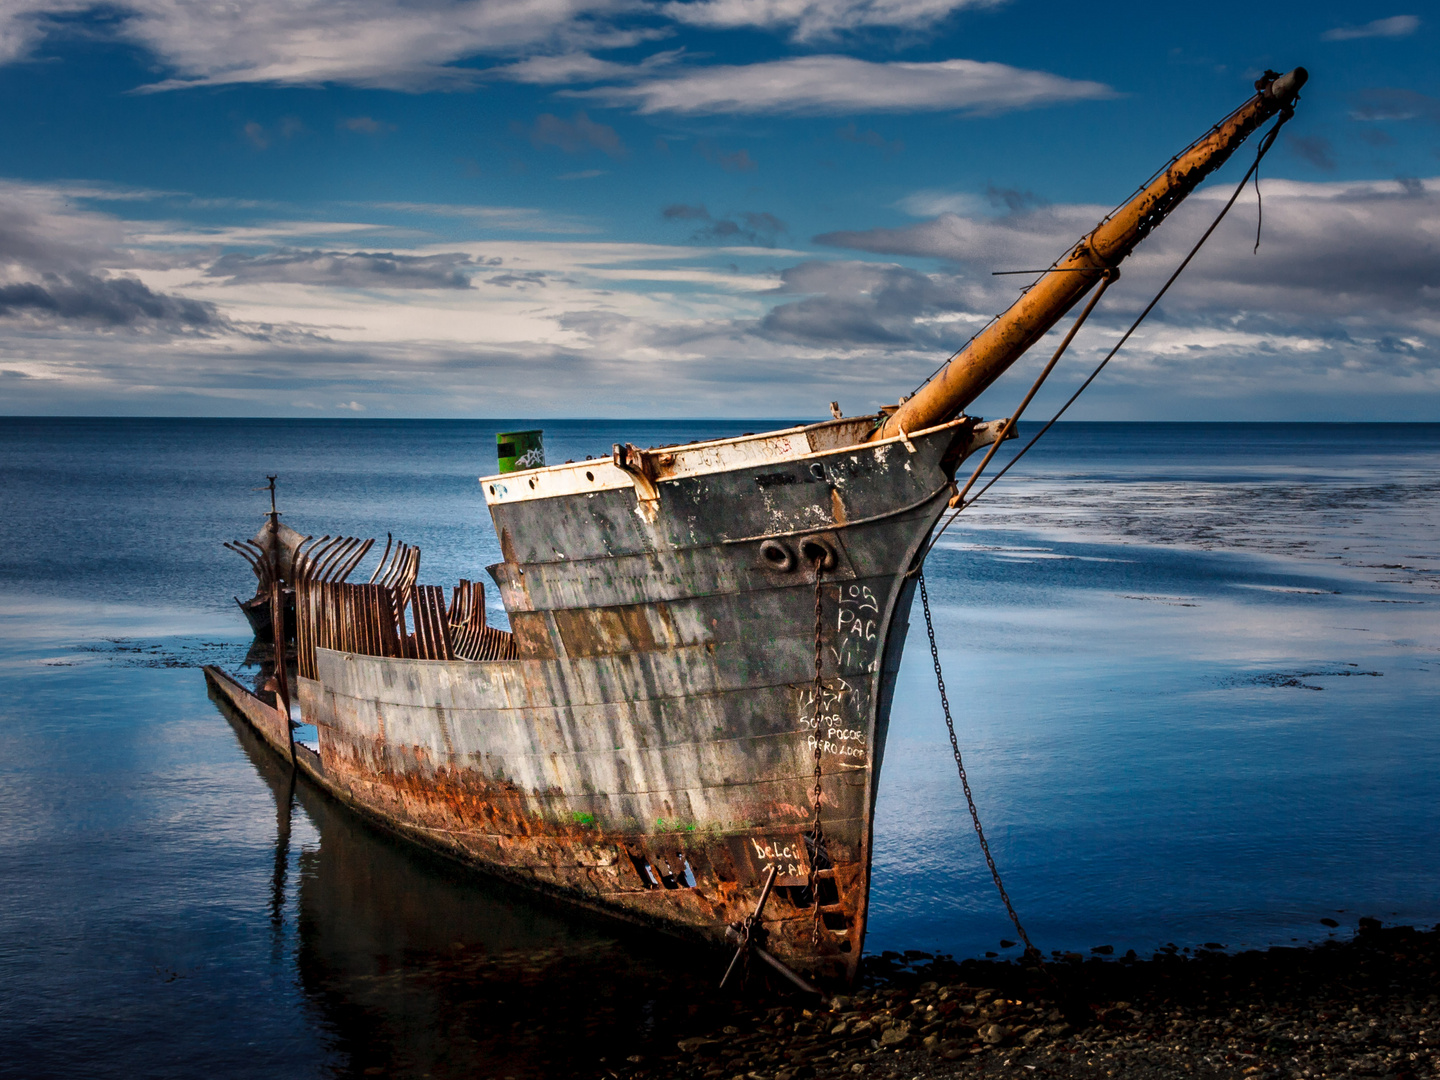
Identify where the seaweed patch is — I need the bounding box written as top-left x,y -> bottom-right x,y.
1225,666 -> 1383,691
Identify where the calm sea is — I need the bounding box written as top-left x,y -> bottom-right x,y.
2,418 -> 1437,1078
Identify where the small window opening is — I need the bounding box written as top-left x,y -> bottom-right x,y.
822,910 -> 849,932
629,852 -> 660,889
779,885 -> 813,909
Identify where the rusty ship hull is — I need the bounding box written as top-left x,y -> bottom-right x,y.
207,68 -> 1310,986
211,414 -> 1002,983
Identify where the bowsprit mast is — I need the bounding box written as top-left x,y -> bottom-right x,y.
206,69 -> 1307,985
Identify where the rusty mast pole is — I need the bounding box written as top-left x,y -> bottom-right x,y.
266,475 -> 295,764
870,67 -> 1307,443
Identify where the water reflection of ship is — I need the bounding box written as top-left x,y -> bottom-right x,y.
212,681 -> 721,1079
206,69 -> 1308,986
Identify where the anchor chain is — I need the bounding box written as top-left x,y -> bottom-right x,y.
918,570 -> 1043,965
808,554 -> 826,948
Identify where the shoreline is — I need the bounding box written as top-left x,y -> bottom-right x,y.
602,919 -> 1438,1080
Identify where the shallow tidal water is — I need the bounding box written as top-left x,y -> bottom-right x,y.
1,418 -> 1436,1078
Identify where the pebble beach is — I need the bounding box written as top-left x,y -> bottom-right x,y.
604,920 -> 1439,1080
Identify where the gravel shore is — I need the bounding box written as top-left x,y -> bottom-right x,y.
600,920 -> 1438,1080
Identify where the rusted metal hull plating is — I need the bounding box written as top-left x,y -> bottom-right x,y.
270,415 -> 1003,983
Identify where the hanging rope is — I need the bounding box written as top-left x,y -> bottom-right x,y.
921,108 -> 1293,560
1252,156 -> 1265,254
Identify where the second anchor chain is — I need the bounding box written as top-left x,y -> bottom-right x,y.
808,554 -> 826,948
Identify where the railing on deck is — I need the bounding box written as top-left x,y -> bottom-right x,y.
448,578 -> 519,662
293,537 -> 516,679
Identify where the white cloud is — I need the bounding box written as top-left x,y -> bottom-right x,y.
568,55 -> 1114,115
490,51 -> 641,83
339,116 -> 397,135
895,189 -> 989,217
1321,14 -> 1420,41
489,48 -> 683,83
0,0 -> 661,91
663,0 -> 1001,41
0,2 -> 69,64
0,181 -> 131,274
365,201 -> 602,233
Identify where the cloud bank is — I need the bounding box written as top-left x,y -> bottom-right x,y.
0,182 -> 226,332
1321,15 -> 1420,42
1,177 -> 1437,419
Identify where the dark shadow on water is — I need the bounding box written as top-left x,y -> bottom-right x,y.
213,692 -> 763,1079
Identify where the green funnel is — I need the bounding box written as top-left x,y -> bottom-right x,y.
496,430 -> 544,473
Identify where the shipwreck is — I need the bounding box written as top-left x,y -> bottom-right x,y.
206,68 -> 1308,986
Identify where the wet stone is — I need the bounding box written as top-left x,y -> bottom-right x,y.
605,919 -> 1440,1080
878,1021 -> 910,1047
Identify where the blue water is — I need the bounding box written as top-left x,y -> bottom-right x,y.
2,418 -> 1437,1076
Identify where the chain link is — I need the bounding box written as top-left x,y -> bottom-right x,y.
918,570 -> 1044,966
808,555 -> 826,948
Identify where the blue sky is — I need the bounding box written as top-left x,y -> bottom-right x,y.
0,1 -> 1435,419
